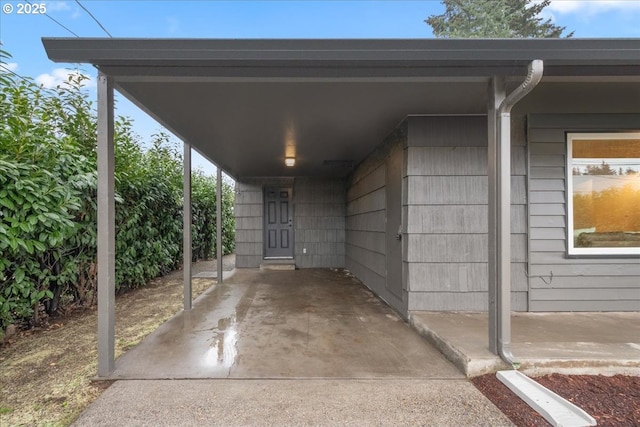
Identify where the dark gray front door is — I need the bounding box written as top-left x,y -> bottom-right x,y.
264,187 -> 294,258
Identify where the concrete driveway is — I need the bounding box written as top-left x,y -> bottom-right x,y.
110,268 -> 462,379
74,268 -> 512,426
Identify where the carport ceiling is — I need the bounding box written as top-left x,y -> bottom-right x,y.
117,80 -> 487,178
42,38 -> 640,179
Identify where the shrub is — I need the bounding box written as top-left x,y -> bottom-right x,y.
0,51 -> 235,332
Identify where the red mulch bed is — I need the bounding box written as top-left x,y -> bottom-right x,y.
472,373 -> 640,427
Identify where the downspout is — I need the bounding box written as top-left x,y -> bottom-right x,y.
496,60 -> 544,366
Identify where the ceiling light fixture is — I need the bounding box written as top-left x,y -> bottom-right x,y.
285,157 -> 296,167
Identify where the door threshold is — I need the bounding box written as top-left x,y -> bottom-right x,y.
260,258 -> 296,271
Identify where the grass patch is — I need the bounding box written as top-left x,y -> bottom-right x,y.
0,258 -> 228,426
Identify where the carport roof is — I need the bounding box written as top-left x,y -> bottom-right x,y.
42,38 -> 640,179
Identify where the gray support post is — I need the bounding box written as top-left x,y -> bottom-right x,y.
183,143 -> 192,310
216,168 -> 223,283
487,76 -> 505,355
97,72 -> 115,377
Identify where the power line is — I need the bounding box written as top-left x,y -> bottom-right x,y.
75,0 -> 113,38
0,63 -> 36,86
25,1 -> 80,37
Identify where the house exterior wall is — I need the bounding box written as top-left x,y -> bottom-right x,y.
345,123 -> 407,312
405,116 -> 528,311
235,85 -> 639,314
527,113 -> 640,311
293,178 -> 346,268
234,180 -> 264,268
234,177 -> 346,269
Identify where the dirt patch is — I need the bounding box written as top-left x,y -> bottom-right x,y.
0,256 -> 233,427
472,373 -> 640,426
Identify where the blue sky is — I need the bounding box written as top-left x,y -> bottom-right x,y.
2,0 -> 640,172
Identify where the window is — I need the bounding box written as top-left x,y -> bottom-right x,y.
567,132 -> 640,255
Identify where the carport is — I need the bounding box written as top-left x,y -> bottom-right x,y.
109,268 -> 462,379
42,38 -> 640,377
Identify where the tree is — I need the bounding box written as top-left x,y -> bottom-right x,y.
586,161 -> 616,175
426,0 -> 573,38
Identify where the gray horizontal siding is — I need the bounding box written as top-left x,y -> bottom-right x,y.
346,165 -> 385,201
407,146 -> 526,176
529,263 -> 640,276
406,234 -> 527,263
346,243 -> 386,277
406,205 -> 526,234
408,263 -> 528,292
346,187 -> 385,216
345,210 -> 386,232
405,115 -> 528,311
346,122 -> 408,307
234,181 -> 263,268
531,288 -> 640,301
530,300 -> 640,311
235,178 -> 346,269
408,115 -> 487,147
408,176 -> 526,205
530,252 -> 640,265
409,291 -> 527,311
527,113 -> 640,312
294,178 -> 346,268
346,161 -> 388,293
345,230 -> 385,254
529,274 -> 640,288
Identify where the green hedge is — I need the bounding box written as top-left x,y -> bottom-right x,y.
0,53 -> 235,333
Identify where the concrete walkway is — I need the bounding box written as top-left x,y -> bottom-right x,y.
74,268 -> 513,426
411,311 -> 640,377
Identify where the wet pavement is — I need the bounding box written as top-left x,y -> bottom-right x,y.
110,268 -> 462,379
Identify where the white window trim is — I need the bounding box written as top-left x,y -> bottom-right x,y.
567,132 -> 640,256
565,132 -> 640,255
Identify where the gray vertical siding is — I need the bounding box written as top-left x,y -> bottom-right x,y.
345,123 -> 407,310
405,116 -> 528,311
234,180 -> 264,268
527,114 -> 640,312
294,178 -> 346,268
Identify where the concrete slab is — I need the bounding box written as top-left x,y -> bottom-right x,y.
192,269 -> 237,279
110,269 -> 462,379
73,379 -> 514,427
410,311 -> 640,377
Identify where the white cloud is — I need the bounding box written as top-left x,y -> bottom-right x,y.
548,0 -> 640,15
46,1 -> 82,19
1,62 -> 19,73
45,1 -> 71,12
35,68 -> 95,89
167,17 -> 181,35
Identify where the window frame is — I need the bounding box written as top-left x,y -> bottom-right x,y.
566,131 -> 640,256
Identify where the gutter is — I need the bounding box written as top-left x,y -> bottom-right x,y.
496,60 -> 544,367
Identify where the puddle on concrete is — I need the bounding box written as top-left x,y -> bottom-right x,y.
204,313 -> 238,369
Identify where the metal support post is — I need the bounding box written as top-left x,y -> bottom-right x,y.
183,143 -> 192,310
487,76 -> 505,355
97,72 -> 115,377
216,168 -> 223,283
